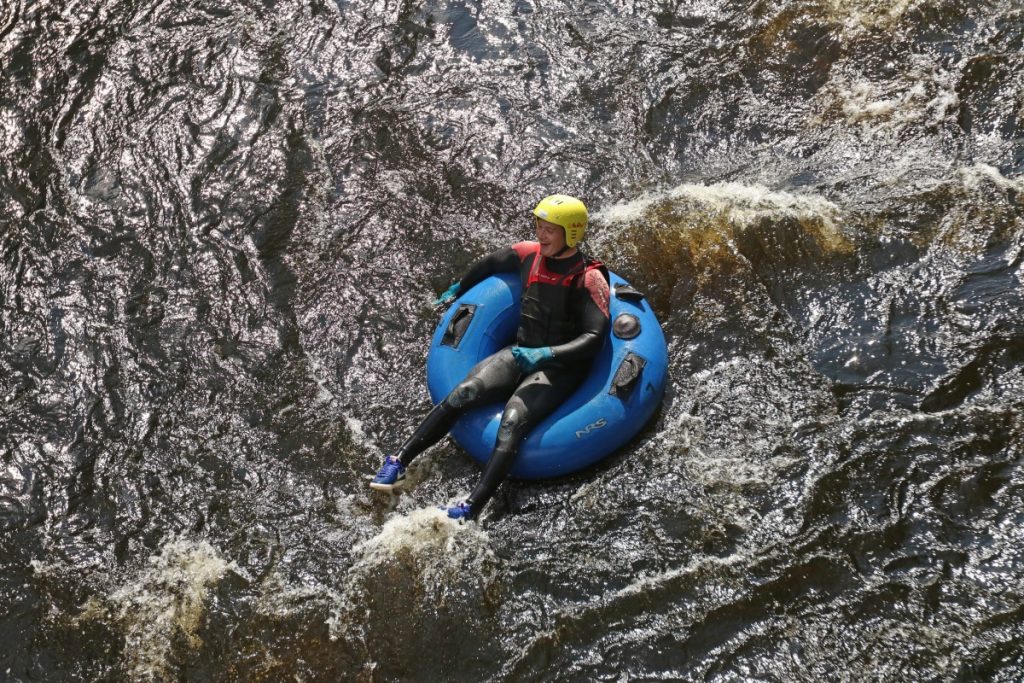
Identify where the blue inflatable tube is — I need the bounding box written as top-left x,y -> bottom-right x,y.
426,271 -> 667,479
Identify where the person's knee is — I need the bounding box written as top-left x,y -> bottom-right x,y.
445,377 -> 485,409
497,400 -> 530,444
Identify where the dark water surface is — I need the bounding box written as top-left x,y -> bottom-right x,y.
2,0 -> 1023,680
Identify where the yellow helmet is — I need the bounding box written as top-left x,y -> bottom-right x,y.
533,194 -> 588,248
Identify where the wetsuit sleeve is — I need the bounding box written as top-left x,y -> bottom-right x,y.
457,247 -> 521,292
549,269 -> 611,363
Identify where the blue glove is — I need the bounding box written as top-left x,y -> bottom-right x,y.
511,346 -> 554,373
433,281 -> 461,306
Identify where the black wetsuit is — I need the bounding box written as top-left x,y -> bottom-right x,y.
394,242 -> 611,518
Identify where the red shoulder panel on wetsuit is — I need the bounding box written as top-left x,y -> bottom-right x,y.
511,241 -> 540,261
582,268 -> 611,318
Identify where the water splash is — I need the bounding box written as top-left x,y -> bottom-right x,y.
596,182 -> 844,235
77,538 -> 237,681
814,57 -> 960,133
958,163 -> 1024,194
327,506 -> 497,636
593,181 -> 849,258
590,181 -> 851,316
822,0 -> 929,31
320,507 -> 503,678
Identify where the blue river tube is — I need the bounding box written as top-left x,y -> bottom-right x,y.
426,271 -> 668,479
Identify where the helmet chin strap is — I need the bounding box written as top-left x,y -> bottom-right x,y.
549,228 -> 574,258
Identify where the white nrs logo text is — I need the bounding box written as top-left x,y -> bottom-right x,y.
575,418 -> 607,439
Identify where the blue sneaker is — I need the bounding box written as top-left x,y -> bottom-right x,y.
369,456 -> 406,491
446,501 -> 473,520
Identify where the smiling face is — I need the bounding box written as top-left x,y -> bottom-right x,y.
535,217 -> 571,258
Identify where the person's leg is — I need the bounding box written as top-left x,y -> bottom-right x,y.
371,348 -> 520,490
454,366 -> 585,518
395,348 -> 520,465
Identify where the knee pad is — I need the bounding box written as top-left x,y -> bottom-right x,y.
497,403 -> 529,443
446,377 -> 485,409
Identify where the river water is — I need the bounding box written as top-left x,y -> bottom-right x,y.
2,0 -> 1023,680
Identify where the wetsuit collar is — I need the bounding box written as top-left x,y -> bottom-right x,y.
548,244 -> 576,259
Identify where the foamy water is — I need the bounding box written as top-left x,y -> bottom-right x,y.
78,538 -> 238,680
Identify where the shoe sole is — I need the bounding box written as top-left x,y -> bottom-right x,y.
369,480 -> 405,492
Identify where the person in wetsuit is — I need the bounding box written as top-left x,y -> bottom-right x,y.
369,194 -> 611,521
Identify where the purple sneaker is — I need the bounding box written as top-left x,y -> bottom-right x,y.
446,501 -> 473,520
369,456 -> 406,491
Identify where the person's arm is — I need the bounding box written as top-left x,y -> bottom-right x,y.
456,246 -> 523,292
549,269 -> 610,363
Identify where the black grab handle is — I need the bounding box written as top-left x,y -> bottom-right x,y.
608,352 -> 647,398
441,304 -> 476,348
